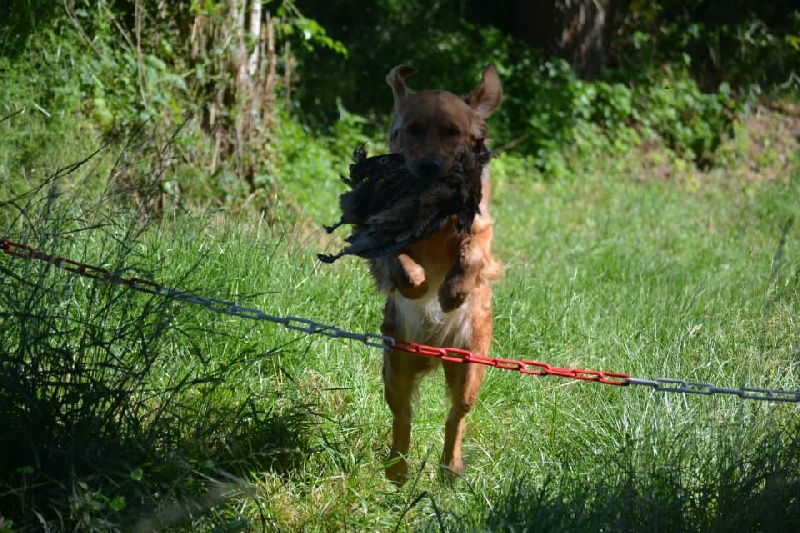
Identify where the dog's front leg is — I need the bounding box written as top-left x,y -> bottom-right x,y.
371,253 -> 428,298
381,297 -> 413,484
394,253 -> 429,298
438,236 -> 481,312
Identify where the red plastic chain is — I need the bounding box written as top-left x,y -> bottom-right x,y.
391,340 -> 630,385
2,239 -> 161,293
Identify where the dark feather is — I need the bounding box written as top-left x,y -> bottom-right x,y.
319,140 -> 492,263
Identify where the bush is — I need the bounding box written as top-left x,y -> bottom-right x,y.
498,46 -> 741,174
614,1 -> 800,96
636,64 -> 740,165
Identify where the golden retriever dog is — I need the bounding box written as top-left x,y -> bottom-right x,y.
369,64 -> 503,484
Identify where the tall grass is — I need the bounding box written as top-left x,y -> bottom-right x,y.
0,128 -> 319,530
462,423 -> 800,532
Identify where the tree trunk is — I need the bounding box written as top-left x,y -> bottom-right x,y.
513,0 -> 617,80
190,0 -> 283,193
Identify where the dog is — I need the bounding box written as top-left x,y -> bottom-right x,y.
369,64 -> 503,484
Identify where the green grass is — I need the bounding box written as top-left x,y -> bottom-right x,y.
1,116 -> 799,531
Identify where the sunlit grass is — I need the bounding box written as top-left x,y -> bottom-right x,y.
179,157 -> 799,530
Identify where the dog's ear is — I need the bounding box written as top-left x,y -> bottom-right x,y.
468,64 -> 502,120
386,65 -> 417,110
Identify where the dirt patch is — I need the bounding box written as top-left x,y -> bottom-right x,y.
628,102 -> 800,184
740,102 -> 800,181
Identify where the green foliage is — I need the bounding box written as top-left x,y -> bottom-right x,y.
0,0 -> 61,57
495,41 -> 741,174
0,0 -> 346,150
0,1 -> 187,136
617,0 -> 800,94
0,0 -> 772,186
270,102 -> 373,225
636,65 -> 740,164
276,1 -> 348,57
291,2 -> 747,174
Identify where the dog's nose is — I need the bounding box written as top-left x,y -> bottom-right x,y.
417,155 -> 443,179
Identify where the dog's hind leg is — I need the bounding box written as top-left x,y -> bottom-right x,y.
441,286 -> 492,478
441,361 -> 486,478
381,297 -> 435,485
383,354 -> 418,485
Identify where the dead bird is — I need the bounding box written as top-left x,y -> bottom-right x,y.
318,140 -> 492,264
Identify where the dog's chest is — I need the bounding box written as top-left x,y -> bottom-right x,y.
391,291 -> 472,349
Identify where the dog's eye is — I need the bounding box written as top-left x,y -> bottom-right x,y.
406,123 -> 423,137
444,125 -> 460,137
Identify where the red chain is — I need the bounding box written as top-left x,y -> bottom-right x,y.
391,340 -> 630,385
2,240 -> 161,293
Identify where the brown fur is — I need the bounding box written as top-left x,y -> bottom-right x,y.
370,64 -> 502,484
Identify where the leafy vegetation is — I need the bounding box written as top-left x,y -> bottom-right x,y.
292,0 -> 798,170
0,0 -> 799,530
614,0 -> 800,93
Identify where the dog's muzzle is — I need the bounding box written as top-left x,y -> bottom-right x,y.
417,154 -> 444,179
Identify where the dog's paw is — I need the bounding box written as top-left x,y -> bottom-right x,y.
394,253 -> 428,299
385,455 -> 409,486
438,277 -> 468,312
438,457 -> 464,485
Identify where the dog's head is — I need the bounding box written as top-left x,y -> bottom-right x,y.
386,64 -> 502,180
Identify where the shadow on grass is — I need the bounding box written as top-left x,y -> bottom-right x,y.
0,125 -> 319,530
456,420 -> 800,532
